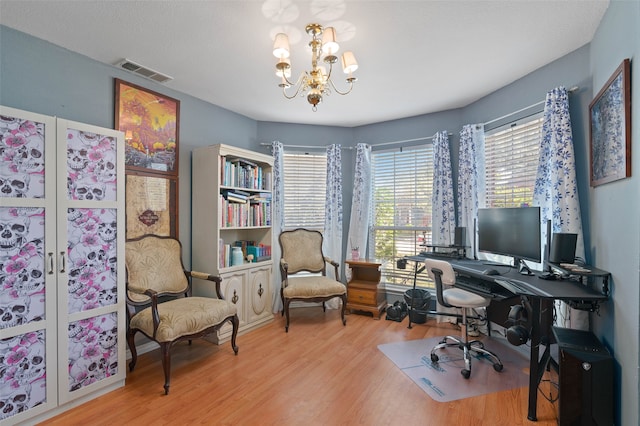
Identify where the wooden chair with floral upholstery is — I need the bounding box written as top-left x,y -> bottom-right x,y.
278,228 -> 347,332
125,234 -> 239,394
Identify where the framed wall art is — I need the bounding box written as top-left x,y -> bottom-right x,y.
115,78 -> 180,176
589,58 -> 631,187
125,173 -> 178,239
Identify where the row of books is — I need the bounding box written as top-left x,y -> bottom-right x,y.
220,156 -> 272,191
219,194 -> 271,227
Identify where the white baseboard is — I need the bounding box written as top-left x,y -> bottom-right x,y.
126,341 -> 159,360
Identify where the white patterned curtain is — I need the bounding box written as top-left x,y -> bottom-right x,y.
431,131 -> 456,245
431,131 -> 458,324
271,141 -> 285,313
346,143 -> 372,259
533,86 -> 586,329
457,124 -> 485,258
323,144 -> 343,310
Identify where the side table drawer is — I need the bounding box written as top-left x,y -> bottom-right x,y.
348,288 -> 377,305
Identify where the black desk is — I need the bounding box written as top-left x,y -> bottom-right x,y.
407,255 -> 610,421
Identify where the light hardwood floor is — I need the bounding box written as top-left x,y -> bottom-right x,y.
40,309 -> 558,425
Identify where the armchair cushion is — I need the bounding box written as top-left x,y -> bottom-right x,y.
283,276 -> 347,299
130,296 -> 238,343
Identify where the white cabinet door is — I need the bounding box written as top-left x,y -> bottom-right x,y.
0,108 -> 58,424
0,107 -> 125,424
217,270 -> 246,342
56,119 -> 126,405
247,265 -> 271,324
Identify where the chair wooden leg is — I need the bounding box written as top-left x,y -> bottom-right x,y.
230,314 -> 239,355
340,294 -> 347,326
126,329 -> 138,372
160,342 -> 171,395
284,298 -> 292,332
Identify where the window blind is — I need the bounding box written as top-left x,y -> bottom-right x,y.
371,145 -> 434,286
283,152 -> 327,230
485,116 -> 543,208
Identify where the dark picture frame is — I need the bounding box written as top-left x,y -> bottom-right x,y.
589,58 -> 631,187
115,78 -> 180,176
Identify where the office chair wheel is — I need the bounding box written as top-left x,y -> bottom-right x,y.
461,369 -> 471,379
430,353 -> 439,363
493,363 -> 503,372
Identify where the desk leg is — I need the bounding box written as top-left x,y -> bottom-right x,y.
527,297 -> 542,421
407,262 -> 418,329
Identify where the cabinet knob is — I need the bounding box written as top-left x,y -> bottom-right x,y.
258,283 -> 264,298
232,290 -> 239,304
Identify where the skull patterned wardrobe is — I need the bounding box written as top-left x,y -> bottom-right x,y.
0,106 -> 125,425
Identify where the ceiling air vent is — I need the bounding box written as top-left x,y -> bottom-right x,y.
114,59 -> 173,83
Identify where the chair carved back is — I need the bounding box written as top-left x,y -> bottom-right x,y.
125,235 -> 189,304
279,228 -> 326,274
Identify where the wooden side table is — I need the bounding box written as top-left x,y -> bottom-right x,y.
345,259 -> 387,319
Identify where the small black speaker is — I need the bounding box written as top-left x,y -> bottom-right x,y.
454,227 -> 466,246
549,233 -> 577,263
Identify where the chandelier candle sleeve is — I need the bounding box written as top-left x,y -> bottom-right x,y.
272,23 -> 359,111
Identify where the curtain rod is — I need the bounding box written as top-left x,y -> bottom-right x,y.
362,132 -> 453,148
483,85 -> 579,127
259,142 -> 352,150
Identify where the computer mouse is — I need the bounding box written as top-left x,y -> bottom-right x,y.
482,268 -> 500,275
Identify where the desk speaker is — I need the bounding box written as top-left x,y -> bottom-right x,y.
549,233 -> 577,264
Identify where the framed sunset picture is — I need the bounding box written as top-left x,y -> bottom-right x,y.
115,78 -> 180,176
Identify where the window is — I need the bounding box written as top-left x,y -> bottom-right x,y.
370,145 -> 434,287
282,152 -> 326,230
484,115 -> 543,208
483,115 -> 543,266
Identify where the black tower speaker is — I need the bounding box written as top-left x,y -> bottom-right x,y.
552,327 -> 613,426
549,233 -> 578,263
454,227 -> 466,246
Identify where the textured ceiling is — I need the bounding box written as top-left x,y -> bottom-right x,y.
0,0 -> 609,127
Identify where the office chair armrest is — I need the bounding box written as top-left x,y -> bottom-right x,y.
188,270 -> 224,299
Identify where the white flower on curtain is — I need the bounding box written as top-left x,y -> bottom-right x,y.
431,131 -> 456,245
347,143 -> 371,259
323,144 -> 343,309
457,124 -> 485,258
271,141 -> 285,313
533,86 -> 586,329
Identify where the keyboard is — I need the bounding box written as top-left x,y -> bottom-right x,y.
455,275 -> 511,299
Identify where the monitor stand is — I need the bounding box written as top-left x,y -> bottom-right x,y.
516,258 -> 533,276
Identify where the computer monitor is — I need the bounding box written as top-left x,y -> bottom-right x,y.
477,207 -> 542,271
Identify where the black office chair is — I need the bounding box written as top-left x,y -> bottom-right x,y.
425,258 -> 503,379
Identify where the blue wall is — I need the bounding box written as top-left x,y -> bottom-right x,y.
1,3 -> 638,421
587,2 -> 640,425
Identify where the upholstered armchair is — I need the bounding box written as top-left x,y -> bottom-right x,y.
279,228 -> 347,332
125,235 -> 239,394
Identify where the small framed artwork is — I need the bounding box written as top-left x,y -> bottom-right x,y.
589,58 -> 631,187
115,78 -> 180,176
125,173 -> 178,239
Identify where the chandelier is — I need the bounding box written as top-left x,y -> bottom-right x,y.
272,23 -> 358,111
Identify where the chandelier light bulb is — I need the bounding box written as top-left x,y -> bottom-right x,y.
321,27 -> 339,56
273,33 -> 290,59
341,51 -> 358,74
